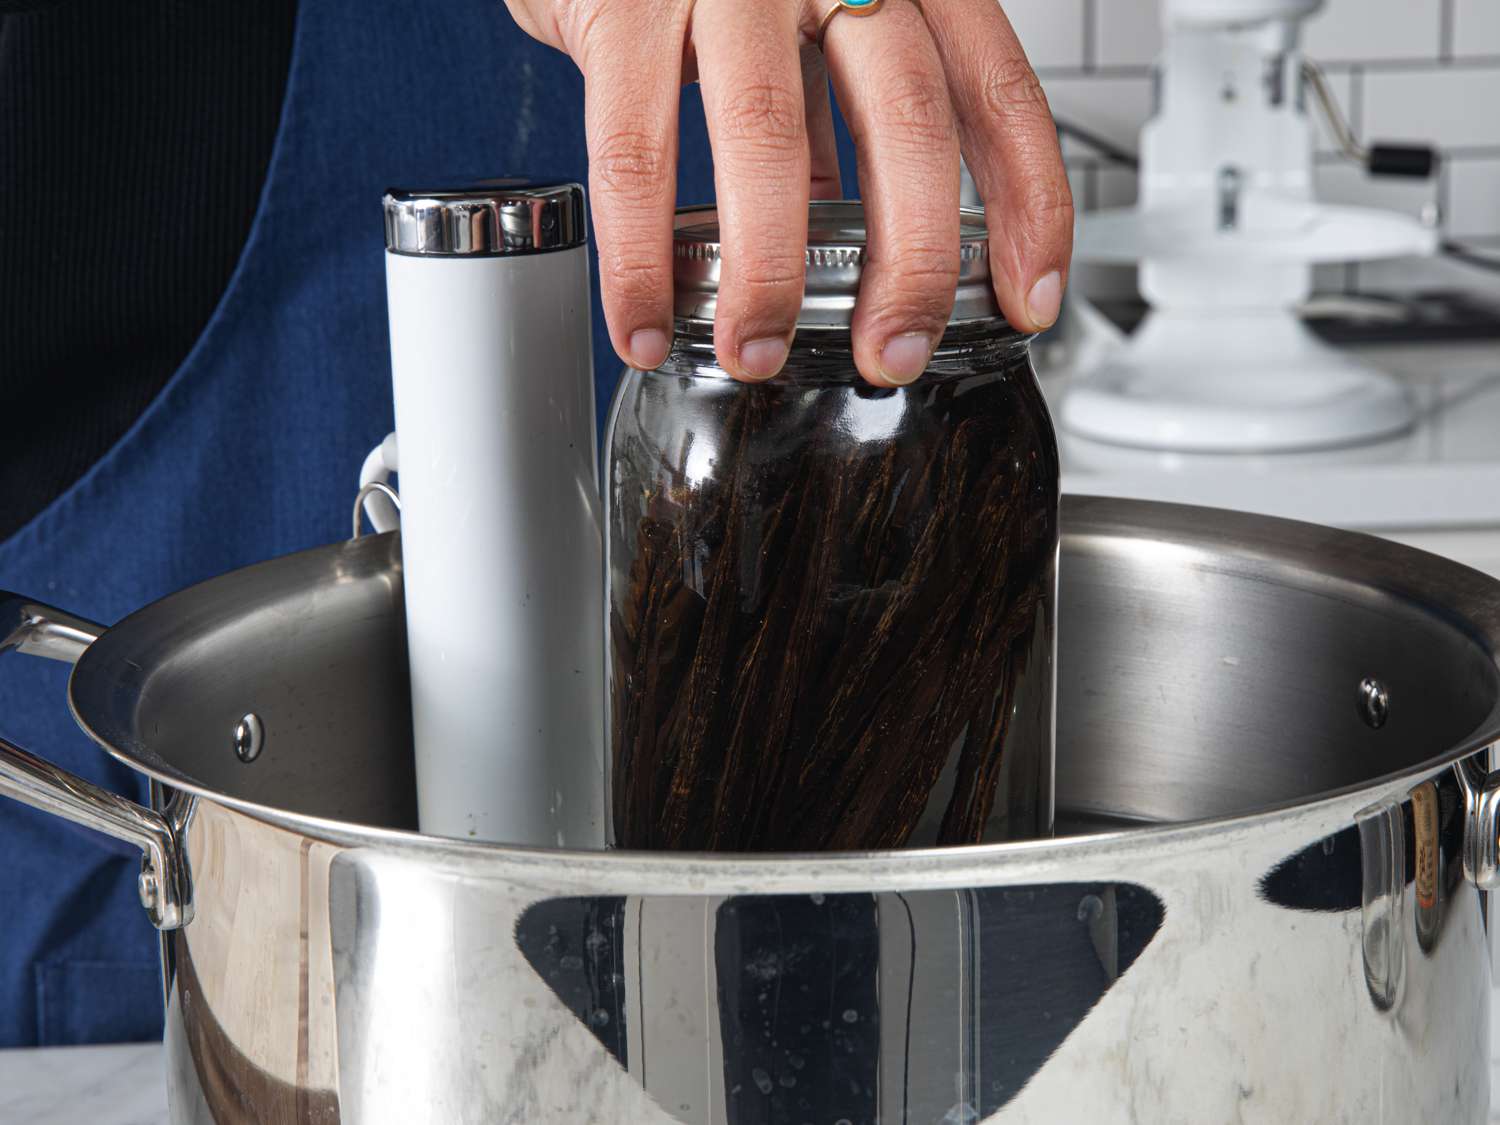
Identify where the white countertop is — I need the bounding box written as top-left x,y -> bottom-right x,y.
1048,339 -> 1500,536
4,1018 -> 1500,1124
0,1042 -> 164,1124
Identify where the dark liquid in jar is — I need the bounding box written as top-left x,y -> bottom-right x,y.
607,355 -> 1057,851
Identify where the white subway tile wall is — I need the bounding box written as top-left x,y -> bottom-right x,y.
1450,158 -> 1500,236
1001,0 -> 1500,281
1095,0 -> 1163,68
1362,66 -> 1500,148
1042,75 -> 1156,148
1000,0 -> 1085,69
1300,0 -> 1443,61
1455,0 -> 1500,58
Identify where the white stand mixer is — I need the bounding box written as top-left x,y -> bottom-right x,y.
1062,0 -> 1438,453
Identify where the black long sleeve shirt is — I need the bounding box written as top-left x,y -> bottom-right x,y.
0,0 -> 296,540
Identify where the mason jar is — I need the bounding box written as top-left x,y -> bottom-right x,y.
604,202 -> 1058,852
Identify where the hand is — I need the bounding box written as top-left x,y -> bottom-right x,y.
504,0 -> 1073,387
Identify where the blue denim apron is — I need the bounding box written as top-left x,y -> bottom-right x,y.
0,0 -> 860,1045
0,0 -> 706,1048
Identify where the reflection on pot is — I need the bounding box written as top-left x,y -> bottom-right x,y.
1262,763 -> 1470,1014
515,883 -> 1165,1123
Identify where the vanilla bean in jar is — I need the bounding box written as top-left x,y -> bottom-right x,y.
604,202 -> 1058,852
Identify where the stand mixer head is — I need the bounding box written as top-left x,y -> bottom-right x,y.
1063,0 -> 1439,453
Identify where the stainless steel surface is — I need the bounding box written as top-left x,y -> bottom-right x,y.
352,480 -> 401,539
0,598 -> 191,930
0,739 -> 191,930
0,591 -> 102,662
383,182 -> 587,256
960,159 -> 981,208
232,714 -> 264,765
672,201 -> 1001,328
74,530 -> 417,833
1360,675 -> 1391,729
1461,756 -> 1500,892
6,498 -> 1500,1120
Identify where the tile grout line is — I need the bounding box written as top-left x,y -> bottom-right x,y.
1440,0 -> 1456,62
1317,53 -> 1500,71
1038,56 -> 1500,79
1082,0 -> 1098,73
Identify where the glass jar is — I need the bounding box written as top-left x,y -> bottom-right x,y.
604,202 -> 1058,851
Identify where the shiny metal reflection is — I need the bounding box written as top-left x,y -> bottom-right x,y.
1359,676 -> 1391,730
0,498 -> 1497,1120
233,714 -> 264,764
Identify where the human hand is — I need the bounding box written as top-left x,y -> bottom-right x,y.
504,0 -> 1072,386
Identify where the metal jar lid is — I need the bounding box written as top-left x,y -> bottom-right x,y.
672,201 -> 1000,328
384,182 -> 587,256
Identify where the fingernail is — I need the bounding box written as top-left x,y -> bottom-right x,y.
739,336 -> 790,381
629,328 -> 671,369
1026,271 -> 1063,330
879,333 -> 933,386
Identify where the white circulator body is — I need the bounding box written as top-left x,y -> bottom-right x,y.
383,245 -> 605,847
1064,0 -> 1438,452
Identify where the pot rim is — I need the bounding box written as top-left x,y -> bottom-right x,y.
68,730 -> 1491,895
67,496 -> 1500,893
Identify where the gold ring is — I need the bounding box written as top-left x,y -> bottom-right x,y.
816,0 -> 887,50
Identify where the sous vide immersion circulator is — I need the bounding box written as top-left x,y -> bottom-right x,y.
379,182 -> 604,847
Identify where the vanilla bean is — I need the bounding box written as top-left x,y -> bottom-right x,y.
607,354 -> 1057,851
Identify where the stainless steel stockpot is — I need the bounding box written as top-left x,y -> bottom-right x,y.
4,496 -> 1500,1123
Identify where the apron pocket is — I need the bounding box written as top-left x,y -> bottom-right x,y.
35,959 -> 162,1045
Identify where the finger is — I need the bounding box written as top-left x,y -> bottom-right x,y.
502,3 -> 553,47
818,0 -> 962,387
922,0 -> 1074,333
567,0 -> 691,369
694,0 -> 811,381
801,43 -> 842,199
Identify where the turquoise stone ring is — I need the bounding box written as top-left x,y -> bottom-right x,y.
816,0 -> 889,48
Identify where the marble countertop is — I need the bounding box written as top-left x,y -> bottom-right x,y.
5,1008 -> 1500,1124
0,1042 -> 164,1124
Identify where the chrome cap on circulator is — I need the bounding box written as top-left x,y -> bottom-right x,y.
383,182 -> 587,256
672,200 -> 1000,328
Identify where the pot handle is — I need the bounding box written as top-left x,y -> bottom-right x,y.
1460,754 -> 1500,892
0,593 -> 191,930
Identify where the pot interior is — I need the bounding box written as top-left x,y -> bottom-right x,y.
69,496 -> 1500,837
